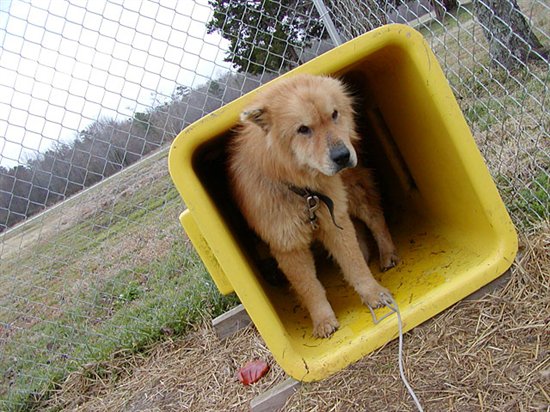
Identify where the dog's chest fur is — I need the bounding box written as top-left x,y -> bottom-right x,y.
231,153 -> 350,252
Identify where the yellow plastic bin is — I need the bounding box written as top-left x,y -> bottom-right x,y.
168,24 -> 517,382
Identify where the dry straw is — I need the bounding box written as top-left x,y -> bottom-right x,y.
46,221 -> 549,411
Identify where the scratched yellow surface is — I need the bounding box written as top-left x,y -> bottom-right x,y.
168,24 -> 517,382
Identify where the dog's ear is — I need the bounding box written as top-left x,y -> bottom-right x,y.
240,107 -> 270,131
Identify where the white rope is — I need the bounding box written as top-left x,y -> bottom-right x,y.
368,294 -> 424,412
309,5 -> 422,408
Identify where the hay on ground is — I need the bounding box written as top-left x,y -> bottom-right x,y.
46,222 -> 549,411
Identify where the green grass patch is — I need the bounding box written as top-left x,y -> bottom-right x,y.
463,98 -> 509,131
416,2 -> 475,37
1,240 -> 239,411
507,171 -> 550,227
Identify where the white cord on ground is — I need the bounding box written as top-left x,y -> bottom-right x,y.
368,294 -> 424,412
305,6 -> 422,407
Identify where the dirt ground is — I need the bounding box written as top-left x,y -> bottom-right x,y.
45,223 -> 549,411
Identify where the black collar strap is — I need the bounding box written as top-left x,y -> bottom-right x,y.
288,185 -> 343,230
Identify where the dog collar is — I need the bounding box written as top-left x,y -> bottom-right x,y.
287,185 -> 343,231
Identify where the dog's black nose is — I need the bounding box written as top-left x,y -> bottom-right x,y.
330,145 -> 351,167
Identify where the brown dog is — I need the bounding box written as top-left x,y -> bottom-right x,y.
228,74 -> 398,338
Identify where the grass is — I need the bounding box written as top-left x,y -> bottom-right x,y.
508,171 -> 550,226
444,52 -> 549,230
0,153 -> 239,411
3,247 -> 238,410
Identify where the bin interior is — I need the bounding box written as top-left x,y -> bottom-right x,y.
179,37 -> 513,379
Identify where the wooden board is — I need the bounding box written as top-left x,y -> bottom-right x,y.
212,304 -> 252,340
250,378 -> 301,412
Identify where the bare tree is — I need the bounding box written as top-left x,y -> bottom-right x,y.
430,0 -> 459,20
473,0 -> 547,70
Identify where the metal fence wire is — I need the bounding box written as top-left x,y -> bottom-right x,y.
0,0 -> 548,408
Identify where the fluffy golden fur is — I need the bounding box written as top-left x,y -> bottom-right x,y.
228,74 -> 398,338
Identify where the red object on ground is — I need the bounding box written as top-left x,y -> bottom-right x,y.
237,359 -> 270,385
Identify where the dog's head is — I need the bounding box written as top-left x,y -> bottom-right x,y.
240,74 -> 358,176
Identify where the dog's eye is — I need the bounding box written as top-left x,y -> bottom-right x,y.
297,125 -> 311,135
332,110 -> 339,120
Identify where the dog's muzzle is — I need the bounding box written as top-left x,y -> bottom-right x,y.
329,143 -> 354,172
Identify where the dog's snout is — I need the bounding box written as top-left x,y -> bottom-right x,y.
330,145 -> 351,168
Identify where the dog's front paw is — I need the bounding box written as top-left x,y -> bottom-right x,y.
361,283 -> 392,309
380,251 -> 399,272
312,314 -> 339,338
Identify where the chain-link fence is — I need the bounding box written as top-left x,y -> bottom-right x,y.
0,0 -> 548,409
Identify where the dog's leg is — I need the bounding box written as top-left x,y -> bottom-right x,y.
353,202 -> 399,271
271,247 -> 339,338
319,216 -> 392,309
352,218 -> 370,263
345,171 -> 399,271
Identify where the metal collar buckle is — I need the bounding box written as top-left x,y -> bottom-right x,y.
306,194 -> 321,230
287,184 -> 343,231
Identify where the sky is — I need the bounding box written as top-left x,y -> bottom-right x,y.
0,0 -> 232,168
